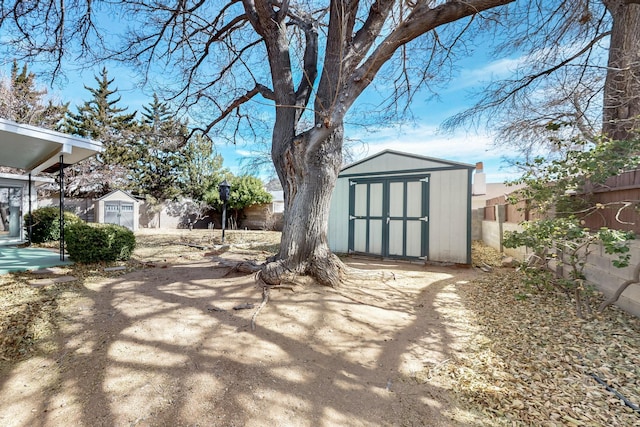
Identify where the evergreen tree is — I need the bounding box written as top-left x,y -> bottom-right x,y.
126,93 -> 188,201
62,67 -> 137,197
65,67 -> 136,138
0,61 -> 67,129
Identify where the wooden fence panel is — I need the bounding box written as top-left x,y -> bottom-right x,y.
581,188 -> 640,234
484,206 -> 496,221
484,195 -> 503,221
506,201 -> 526,223
579,169 -> 640,234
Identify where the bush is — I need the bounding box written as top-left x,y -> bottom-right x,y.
24,207 -> 82,243
65,223 -> 136,263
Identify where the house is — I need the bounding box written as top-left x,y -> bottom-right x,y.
0,172 -> 53,245
0,118 -> 102,251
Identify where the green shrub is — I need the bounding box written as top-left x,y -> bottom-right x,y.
65,223 -> 136,263
24,207 -> 82,243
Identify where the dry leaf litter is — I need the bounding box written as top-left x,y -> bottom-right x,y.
439,242 -> 640,426
1,236 -> 639,427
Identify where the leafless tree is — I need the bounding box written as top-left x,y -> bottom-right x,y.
445,0 -> 640,160
0,0 -> 515,286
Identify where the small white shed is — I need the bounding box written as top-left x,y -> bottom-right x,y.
328,150 -> 474,264
95,190 -> 139,231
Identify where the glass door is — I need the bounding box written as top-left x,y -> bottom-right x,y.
0,186 -> 23,242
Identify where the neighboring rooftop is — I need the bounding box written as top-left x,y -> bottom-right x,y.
472,182 -> 525,209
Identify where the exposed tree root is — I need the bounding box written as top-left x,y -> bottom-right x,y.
251,284 -> 270,331
213,253 -> 400,328
249,271 -> 297,331
213,254 -> 398,288
260,259 -> 299,286
211,257 -> 264,277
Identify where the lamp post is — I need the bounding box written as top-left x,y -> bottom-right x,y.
218,179 -> 231,243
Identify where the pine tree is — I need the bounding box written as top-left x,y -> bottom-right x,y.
0,61 -> 67,129
65,67 -> 136,139
126,93 -> 188,201
62,67 -> 137,197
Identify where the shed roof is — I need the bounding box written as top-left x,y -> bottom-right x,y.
96,189 -> 139,202
340,149 -> 474,176
0,118 -> 103,174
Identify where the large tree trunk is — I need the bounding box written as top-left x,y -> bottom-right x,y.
242,0 -> 517,287
262,123 -> 346,287
603,0 -> 640,140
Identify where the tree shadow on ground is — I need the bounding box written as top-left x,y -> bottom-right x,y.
0,257 -> 489,426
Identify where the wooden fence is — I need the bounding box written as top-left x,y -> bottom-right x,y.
484,169 -> 640,235
582,169 -> 640,234
483,195 -> 543,223
479,170 -> 640,318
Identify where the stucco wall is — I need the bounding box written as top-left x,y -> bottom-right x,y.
581,241 -> 640,317
39,197 -> 96,222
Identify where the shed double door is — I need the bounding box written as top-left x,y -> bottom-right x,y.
105,201 -> 134,230
348,176 -> 429,259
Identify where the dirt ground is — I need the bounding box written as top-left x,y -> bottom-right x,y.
3,230 -> 639,426
0,230 -> 488,427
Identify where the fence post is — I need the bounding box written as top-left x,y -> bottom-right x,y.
497,204 -> 506,252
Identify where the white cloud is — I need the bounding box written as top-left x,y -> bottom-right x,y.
350,123 -> 494,162
462,56 -> 524,81
234,149 -> 254,157
448,56 -> 526,93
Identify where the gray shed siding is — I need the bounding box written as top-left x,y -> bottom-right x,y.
427,168 -> 471,263
95,190 -> 140,231
328,150 -> 473,264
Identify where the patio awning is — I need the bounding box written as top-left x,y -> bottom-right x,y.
0,118 -> 103,260
0,118 -> 103,173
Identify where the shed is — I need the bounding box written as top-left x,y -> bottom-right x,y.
328,150 -> 474,264
95,190 -> 139,231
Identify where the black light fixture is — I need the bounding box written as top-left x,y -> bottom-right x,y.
218,179 -> 231,243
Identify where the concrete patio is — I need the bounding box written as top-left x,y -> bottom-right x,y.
0,246 -> 72,275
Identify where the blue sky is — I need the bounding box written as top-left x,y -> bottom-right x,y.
17,30 -> 521,185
